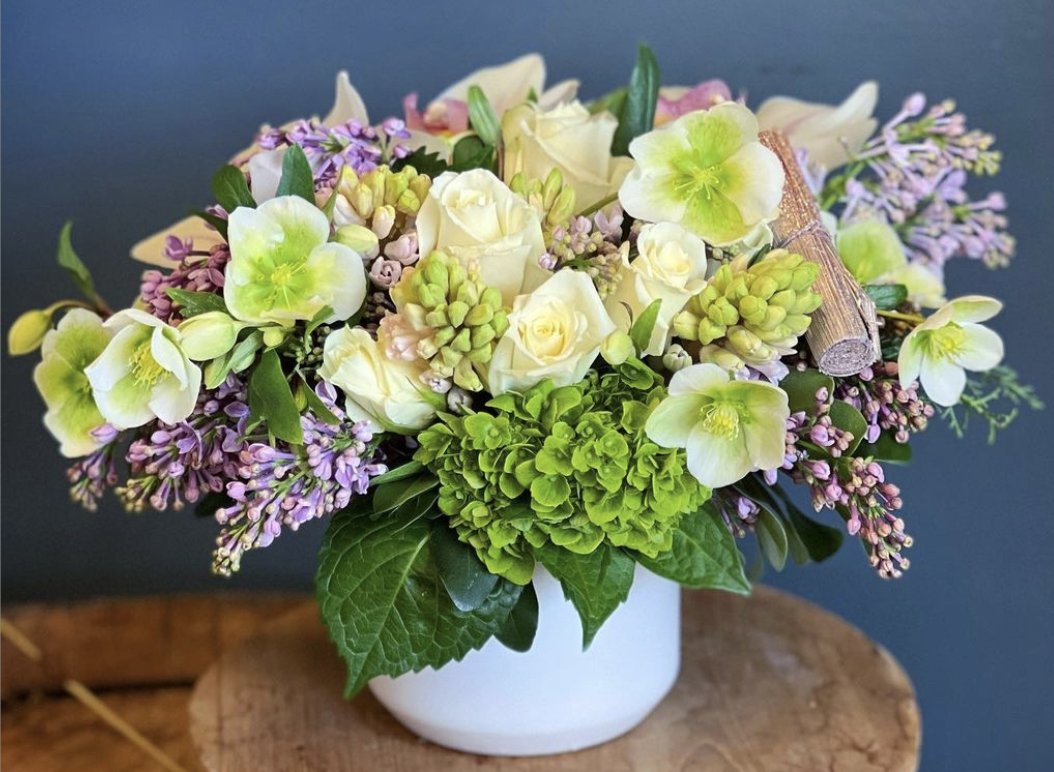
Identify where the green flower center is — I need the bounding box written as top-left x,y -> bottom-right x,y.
130,341 -> 166,387
674,159 -> 725,202
700,402 -> 741,440
267,262 -> 306,304
923,323 -> 968,361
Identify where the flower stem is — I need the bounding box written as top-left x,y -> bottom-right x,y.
577,192 -> 619,217
877,309 -> 926,325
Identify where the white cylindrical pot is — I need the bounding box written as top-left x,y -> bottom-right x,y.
368,565 -> 681,756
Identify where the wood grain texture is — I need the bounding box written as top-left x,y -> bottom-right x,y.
1,593 -> 304,698
190,587 -> 920,772
759,130 -> 880,377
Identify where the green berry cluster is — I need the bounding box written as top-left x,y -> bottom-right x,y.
673,249 -> 822,368
414,360 -> 710,584
391,251 -> 509,392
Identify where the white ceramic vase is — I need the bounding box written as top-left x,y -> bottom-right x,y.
368,565 -> 681,756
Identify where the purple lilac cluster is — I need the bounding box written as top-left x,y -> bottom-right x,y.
540,206 -> 627,298
837,94 -> 1014,269
769,389 -> 911,578
140,239 -> 230,325
67,425 -> 122,512
258,118 -> 412,189
835,361 -> 934,444
212,383 -> 386,576
117,376 -> 250,513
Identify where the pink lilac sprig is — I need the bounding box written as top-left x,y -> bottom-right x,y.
211,383 -> 387,576
117,376 -> 250,513
257,117 -> 411,190
828,93 -> 1014,269
541,206 -> 627,299
835,360 -> 934,444
139,242 -> 230,325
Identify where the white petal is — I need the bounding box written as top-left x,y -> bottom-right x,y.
538,78 -> 580,109
150,364 -> 201,425
686,425 -> 752,489
84,326 -> 139,392
247,148 -> 286,204
919,356 -> 967,407
437,53 -> 545,115
645,394 -> 705,448
307,242 -> 368,322
721,142 -> 785,224
322,71 -> 369,127
618,166 -> 686,225
897,334 -> 924,388
954,323 -> 1004,372
150,328 -> 189,387
254,195 -> 330,245
947,295 -> 1003,324
669,363 -> 730,396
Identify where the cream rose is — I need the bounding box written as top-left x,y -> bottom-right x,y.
488,270 -> 616,395
416,169 -> 547,305
502,100 -> 634,209
605,222 -> 711,356
319,327 -> 439,433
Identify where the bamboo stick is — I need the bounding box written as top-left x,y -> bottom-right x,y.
759,131 -> 879,376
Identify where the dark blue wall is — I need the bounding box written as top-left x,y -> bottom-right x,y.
3,1 -> 1052,768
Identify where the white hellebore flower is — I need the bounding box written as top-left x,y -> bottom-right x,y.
502,100 -> 634,208
646,363 -> 789,489
85,309 -> 202,429
416,169 -> 548,305
488,269 -> 616,395
225,196 -> 366,327
605,222 -> 710,356
757,81 -> 879,172
319,327 -> 439,434
898,296 -> 1004,407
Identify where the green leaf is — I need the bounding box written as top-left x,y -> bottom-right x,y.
495,582 -> 539,652
611,43 -> 660,157
633,504 -> 750,595
430,523 -> 500,612
305,305 -> 334,336
299,378 -> 340,425
393,146 -> 450,177
211,164 -> 256,212
629,298 -> 662,354
275,144 -> 315,203
450,135 -> 495,172
369,461 -> 426,487
756,508 -> 789,571
248,349 -> 303,444
535,542 -> 635,649
829,400 -> 868,455
164,288 -> 228,317
864,283 -> 908,311
189,209 -> 228,239
768,484 -> 844,563
781,367 -> 834,414
373,475 -> 439,514
316,511 -> 522,697
862,432 -> 914,464
56,222 -> 100,305
466,85 -> 501,147
588,86 -> 627,116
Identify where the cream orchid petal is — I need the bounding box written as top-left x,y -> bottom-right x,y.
322,70 -> 369,127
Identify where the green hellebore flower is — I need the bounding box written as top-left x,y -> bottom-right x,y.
646,363 -> 788,489
836,218 -> 946,309
32,309 -> 113,457
225,196 -> 367,327
898,295 -> 1004,407
85,309 -> 201,429
618,102 -> 785,246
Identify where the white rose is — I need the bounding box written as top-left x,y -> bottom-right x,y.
502,101 -> 634,208
488,270 -> 616,395
416,169 -> 547,305
319,327 -> 438,433
605,222 -> 710,356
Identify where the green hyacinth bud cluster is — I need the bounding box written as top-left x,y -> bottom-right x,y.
390,250 -> 508,392
673,249 -> 822,368
508,168 -> 578,244
414,359 -> 710,585
334,164 -> 431,240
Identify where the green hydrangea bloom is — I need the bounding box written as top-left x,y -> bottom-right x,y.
415,359 -> 711,584
673,249 -> 821,370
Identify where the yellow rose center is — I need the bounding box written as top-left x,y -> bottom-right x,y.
654,242 -> 692,284
520,299 -> 578,361
130,341 -> 166,387
700,402 -> 741,441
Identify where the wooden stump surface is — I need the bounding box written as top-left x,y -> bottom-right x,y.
190,587 -> 921,772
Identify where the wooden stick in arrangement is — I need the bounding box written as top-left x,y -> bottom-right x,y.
759,131 -> 880,377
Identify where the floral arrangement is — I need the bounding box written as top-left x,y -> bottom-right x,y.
9,49 -> 1041,695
